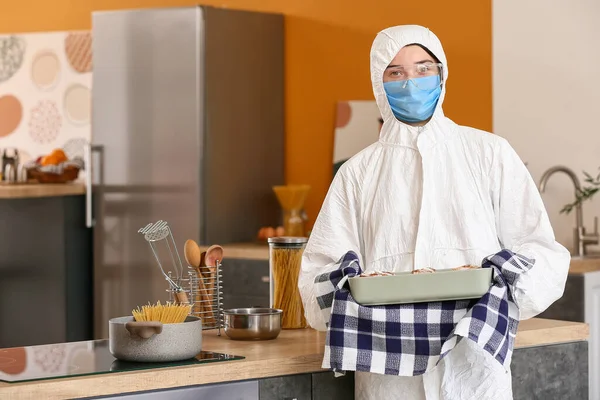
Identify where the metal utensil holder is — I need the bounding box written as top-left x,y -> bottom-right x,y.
167,263 -> 224,335
139,220 -> 223,334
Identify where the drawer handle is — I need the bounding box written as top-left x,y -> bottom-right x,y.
261,276 -> 270,283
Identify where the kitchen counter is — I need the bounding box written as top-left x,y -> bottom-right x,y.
0,183 -> 85,199
568,257 -> 600,274
0,318 -> 588,399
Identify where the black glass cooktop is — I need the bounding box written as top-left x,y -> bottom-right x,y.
0,340 -> 244,383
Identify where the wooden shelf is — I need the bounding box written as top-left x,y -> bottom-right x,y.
0,183 -> 85,199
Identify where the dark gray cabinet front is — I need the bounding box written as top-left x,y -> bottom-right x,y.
258,372 -> 355,400
0,195 -> 93,348
259,374 -> 312,400
312,371 -> 355,400
222,258 -> 270,309
537,274 -> 585,322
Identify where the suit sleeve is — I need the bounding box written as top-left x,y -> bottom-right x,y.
491,138 -> 571,320
298,168 -> 363,331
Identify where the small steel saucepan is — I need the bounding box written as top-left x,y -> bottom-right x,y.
223,308 -> 282,340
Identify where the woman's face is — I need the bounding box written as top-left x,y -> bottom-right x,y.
383,45 -> 440,83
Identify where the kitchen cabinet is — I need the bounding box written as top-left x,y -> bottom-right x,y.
259,374 -> 312,400
90,381 -> 260,399
311,372 -> 355,400
538,274 -> 585,322
258,372 -> 354,400
538,270 -> 600,400
512,341 -> 588,400
0,193 -> 93,348
222,258 -> 270,309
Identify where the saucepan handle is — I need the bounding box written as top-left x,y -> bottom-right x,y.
125,321 -> 163,339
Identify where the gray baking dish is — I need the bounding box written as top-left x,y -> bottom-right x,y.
348,268 -> 493,305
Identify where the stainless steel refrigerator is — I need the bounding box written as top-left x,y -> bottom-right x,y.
89,6 -> 284,339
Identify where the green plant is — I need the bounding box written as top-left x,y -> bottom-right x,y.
561,168 -> 600,214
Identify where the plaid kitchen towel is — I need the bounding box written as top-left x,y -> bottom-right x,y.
314,250 -> 534,376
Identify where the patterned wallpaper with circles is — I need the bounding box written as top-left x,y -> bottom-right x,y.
0,31 -> 92,164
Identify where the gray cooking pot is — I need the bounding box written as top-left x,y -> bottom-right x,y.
109,315 -> 202,362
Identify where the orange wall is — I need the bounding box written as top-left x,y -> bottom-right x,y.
0,1 -> 492,227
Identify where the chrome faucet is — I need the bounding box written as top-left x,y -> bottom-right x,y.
539,165 -> 599,257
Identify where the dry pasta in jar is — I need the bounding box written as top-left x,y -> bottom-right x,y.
268,236 -> 308,329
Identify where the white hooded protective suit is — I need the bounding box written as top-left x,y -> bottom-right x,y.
298,25 -> 571,400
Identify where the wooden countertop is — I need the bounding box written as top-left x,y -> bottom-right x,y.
512,318 -> 589,347
0,183 -> 85,199
569,257 -> 600,274
0,318 -> 588,399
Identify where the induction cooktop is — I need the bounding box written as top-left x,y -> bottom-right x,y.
0,339 -> 244,383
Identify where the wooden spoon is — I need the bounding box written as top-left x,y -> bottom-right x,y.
204,245 -> 224,326
173,288 -> 189,305
198,250 -> 215,325
183,239 -> 210,319
184,239 -> 201,268
205,244 -> 224,267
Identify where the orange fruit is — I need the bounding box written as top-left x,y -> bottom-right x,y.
40,154 -> 57,166
51,149 -> 68,163
40,149 -> 68,166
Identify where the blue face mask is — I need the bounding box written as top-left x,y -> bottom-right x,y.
383,75 -> 442,123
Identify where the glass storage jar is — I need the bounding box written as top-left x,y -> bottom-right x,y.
268,236 -> 308,329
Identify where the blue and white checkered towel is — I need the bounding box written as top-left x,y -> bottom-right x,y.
314,250 -> 534,376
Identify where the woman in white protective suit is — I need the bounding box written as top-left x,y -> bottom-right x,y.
298,24 -> 570,400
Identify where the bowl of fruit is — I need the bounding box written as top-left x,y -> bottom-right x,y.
25,149 -> 85,184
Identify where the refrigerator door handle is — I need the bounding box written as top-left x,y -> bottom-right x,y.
84,143 -> 105,228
